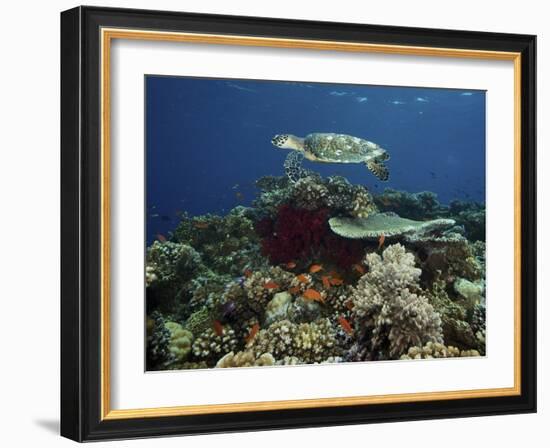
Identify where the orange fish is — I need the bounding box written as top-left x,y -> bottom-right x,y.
302,288 -> 324,303
296,274 -> 309,284
345,300 -> 354,311
309,264 -> 323,273
329,277 -> 344,286
194,221 -> 209,229
352,264 -> 365,275
338,315 -> 354,335
285,261 -> 297,269
245,323 -> 260,344
243,269 -> 253,278
288,286 -> 301,294
264,281 -> 279,289
378,234 -> 386,250
156,234 -> 167,242
321,275 -> 331,289
213,320 -> 224,337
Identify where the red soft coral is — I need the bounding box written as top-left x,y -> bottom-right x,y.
256,205 -> 366,269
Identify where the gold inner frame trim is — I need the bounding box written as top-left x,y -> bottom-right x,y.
100,27 -> 522,421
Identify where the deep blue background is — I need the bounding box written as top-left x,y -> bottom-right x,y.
146,76 -> 485,242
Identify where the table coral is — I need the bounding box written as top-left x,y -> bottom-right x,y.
328,212 -> 456,240
350,244 -> 443,359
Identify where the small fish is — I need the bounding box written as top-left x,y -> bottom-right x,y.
156,234 -> 167,242
288,286 -> 301,294
194,222 -> 209,229
245,323 -> 260,344
355,96 -> 368,103
296,274 -> 309,284
345,300 -> 354,311
150,213 -> 160,218
415,97 -> 429,103
460,92 -> 474,96
352,264 -> 365,275
235,192 -> 244,200
263,281 -> 279,289
321,276 -> 331,289
329,91 -> 347,97
309,264 -> 323,273
390,100 -> 406,105
285,261 -> 297,269
329,277 -> 344,286
378,234 -> 385,250
303,288 -> 324,303
213,320 -> 224,337
232,183 -> 240,190
338,315 -> 354,335
243,269 -> 253,278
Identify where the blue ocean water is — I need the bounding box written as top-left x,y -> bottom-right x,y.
146,76 -> 485,243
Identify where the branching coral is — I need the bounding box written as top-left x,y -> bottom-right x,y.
350,244 -> 443,359
400,341 -> 480,359
191,326 -> 239,365
350,188 -> 378,219
374,189 -> 444,219
248,318 -> 341,363
146,241 -> 203,285
290,176 -> 329,210
146,312 -> 174,370
243,266 -> 294,315
172,209 -> 261,276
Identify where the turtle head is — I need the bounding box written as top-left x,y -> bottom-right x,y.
271,134 -> 304,151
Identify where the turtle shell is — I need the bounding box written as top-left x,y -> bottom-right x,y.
303,133 -> 381,163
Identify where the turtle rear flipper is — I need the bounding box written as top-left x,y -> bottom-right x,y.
366,161 -> 389,181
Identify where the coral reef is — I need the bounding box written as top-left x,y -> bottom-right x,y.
350,244 -> 443,359
146,174 -> 486,371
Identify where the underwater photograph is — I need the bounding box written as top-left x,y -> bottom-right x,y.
145,76 -> 486,371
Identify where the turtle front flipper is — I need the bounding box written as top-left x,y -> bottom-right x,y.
284,151 -> 308,183
366,160 -> 389,181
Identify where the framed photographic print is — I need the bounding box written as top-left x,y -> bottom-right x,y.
60,6 -> 536,442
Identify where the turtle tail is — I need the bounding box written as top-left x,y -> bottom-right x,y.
366,161 -> 389,181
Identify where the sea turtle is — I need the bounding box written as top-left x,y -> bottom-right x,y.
272,133 -> 390,181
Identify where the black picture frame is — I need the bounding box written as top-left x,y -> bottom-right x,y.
61,5 -> 536,442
